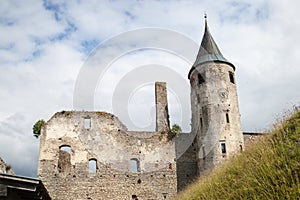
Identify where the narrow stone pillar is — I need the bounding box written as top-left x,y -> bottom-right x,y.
155,82 -> 170,133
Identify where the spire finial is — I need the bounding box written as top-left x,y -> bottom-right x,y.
204,13 -> 208,29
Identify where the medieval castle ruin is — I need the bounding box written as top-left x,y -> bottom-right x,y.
0,17 -> 262,200
37,17 -> 248,200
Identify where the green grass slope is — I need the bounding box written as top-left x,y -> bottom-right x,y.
176,110 -> 300,200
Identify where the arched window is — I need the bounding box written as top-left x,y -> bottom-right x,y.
59,145 -> 72,154
130,158 -> 140,173
89,159 -> 97,173
58,145 -> 72,173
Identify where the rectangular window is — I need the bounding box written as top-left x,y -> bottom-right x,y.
130,159 -> 139,173
137,139 -> 142,146
229,72 -> 235,84
84,118 -> 91,129
221,143 -> 226,154
89,159 -> 97,173
198,73 -> 205,84
226,113 -> 230,123
200,117 -> 203,128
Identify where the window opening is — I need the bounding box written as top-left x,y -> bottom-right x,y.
240,145 -> 243,152
60,145 -> 72,154
58,145 -> 72,173
229,72 -> 235,84
132,195 -> 138,200
137,139 -> 142,146
130,158 -> 139,173
84,117 -> 91,129
221,143 -> 226,154
89,159 -> 97,173
162,193 -> 168,199
200,117 -> 203,128
226,113 -> 230,123
198,73 -> 205,84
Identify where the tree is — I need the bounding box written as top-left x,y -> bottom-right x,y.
33,119 -> 45,138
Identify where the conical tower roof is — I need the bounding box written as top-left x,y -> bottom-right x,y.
188,16 -> 235,78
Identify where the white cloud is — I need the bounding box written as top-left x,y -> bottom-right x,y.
0,0 -> 66,63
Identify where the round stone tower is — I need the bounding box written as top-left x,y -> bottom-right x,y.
188,16 -> 244,175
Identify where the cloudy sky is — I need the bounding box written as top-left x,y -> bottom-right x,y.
0,0 -> 299,177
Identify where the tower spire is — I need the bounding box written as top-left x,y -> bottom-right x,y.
188,16 -> 234,78
204,13 -> 208,36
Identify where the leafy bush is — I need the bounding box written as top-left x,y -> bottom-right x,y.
33,119 -> 45,138
169,124 -> 181,138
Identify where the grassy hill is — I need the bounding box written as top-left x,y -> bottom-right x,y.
176,110 -> 300,200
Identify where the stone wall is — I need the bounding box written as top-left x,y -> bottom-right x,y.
243,132 -> 266,148
38,111 -> 177,200
175,135 -> 198,191
0,157 -> 14,175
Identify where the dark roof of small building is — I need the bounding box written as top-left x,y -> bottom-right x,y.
188,16 -> 235,79
243,132 -> 266,135
0,173 -> 51,200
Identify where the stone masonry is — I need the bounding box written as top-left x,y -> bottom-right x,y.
37,17 -> 261,199
0,157 -> 14,175
38,83 -> 177,200
155,82 -> 170,133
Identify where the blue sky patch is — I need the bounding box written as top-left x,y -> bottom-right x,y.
50,21 -> 77,42
124,11 -> 136,20
81,39 -> 100,55
43,0 -> 66,22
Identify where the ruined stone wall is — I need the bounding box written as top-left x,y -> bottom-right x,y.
243,132 -> 266,148
38,111 -> 177,200
0,157 -> 14,175
175,135 -> 198,192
